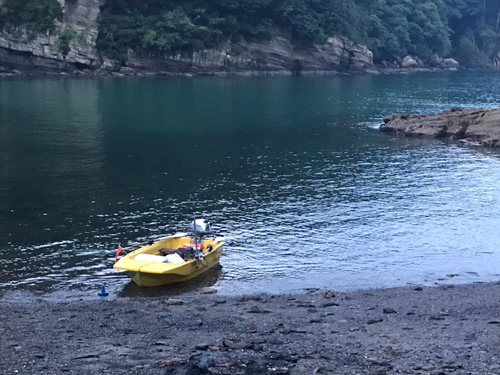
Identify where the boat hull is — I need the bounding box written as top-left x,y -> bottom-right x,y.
113,235 -> 224,287
127,252 -> 222,287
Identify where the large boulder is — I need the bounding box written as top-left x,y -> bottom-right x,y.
380,107 -> 500,147
401,55 -> 419,68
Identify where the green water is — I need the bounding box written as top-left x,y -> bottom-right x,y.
1,71 -> 500,299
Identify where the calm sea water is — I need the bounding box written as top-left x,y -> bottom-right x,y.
1,70 -> 500,300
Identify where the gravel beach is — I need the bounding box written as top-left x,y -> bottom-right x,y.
2,282 -> 500,375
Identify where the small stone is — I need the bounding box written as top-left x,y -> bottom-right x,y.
321,302 -> 339,308
196,343 -> 209,351
166,298 -> 184,305
154,340 -> 170,346
73,352 -> 99,359
200,289 -> 218,294
223,340 -> 254,349
429,315 -> 445,321
367,319 -> 383,325
367,357 -> 380,365
383,308 -> 398,314
324,290 -> 338,299
248,305 -> 271,313
238,296 -> 262,302
156,357 -> 182,368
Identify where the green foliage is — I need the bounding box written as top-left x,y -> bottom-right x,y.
366,0 -> 452,62
0,0 -> 62,36
57,29 -> 77,58
142,8 -> 210,53
456,35 -> 489,68
96,0 -> 500,66
96,11 -> 146,59
1,0 -> 500,67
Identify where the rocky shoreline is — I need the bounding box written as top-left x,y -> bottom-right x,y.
380,107 -> 500,148
2,281 -> 500,374
0,64 -> 459,78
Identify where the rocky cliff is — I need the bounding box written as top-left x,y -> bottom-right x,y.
380,107 -> 500,147
0,0 -> 104,74
122,33 -> 375,76
0,0 -> 375,76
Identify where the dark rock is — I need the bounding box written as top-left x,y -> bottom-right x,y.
324,290 -> 338,299
429,315 -> 446,321
383,308 -> 398,314
195,343 -> 210,350
248,306 -> 271,313
321,302 -> 339,308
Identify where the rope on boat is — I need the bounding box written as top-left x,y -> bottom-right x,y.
132,262 -> 154,284
132,270 -> 141,284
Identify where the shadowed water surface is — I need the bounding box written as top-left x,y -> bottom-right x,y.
1,71 -> 500,300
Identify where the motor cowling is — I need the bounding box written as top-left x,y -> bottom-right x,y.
191,219 -> 212,236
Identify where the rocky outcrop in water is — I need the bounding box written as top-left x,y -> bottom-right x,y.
380,107 -> 500,147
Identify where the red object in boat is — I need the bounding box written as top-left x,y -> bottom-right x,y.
182,243 -> 204,251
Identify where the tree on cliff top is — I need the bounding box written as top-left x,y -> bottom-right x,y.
0,0 -> 62,36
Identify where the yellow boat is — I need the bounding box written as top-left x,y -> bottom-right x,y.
114,220 -> 225,287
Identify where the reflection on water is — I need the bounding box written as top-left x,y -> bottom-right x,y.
1,71 -> 500,299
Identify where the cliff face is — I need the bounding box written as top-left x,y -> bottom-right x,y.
122,33 -> 374,76
0,0 -> 104,73
0,0 -> 374,76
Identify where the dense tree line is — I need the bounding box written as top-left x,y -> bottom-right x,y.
95,0 -> 500,67
0,0 -> 62,36
1,0 -> 500,68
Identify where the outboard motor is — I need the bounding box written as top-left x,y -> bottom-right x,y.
190,219 -> 212,262
191,219 -> 212,237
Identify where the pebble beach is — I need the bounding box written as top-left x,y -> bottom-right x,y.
2,281 -> 500,374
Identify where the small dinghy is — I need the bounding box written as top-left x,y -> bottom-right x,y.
113,219 -> 225,287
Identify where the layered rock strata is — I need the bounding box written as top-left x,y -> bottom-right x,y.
380,107 -> 500,147
122,35 -> 375,76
